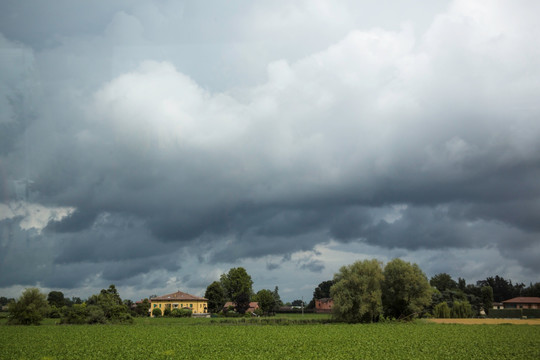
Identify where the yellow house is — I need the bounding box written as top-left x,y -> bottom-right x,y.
150,291 -> 208,317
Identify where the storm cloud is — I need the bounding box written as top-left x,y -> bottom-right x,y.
1,0 -> 539,301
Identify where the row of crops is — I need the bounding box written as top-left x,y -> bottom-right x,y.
1,321 -> 539,359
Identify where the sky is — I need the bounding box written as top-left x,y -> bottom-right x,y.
1,0 -> 539,302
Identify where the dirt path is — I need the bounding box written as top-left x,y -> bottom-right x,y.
428,318 -> 540,325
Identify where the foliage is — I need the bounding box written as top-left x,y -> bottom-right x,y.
8,288 -> 49,325
256,289 -> 276,315
488,308 -> 540,319
433,302 -> 451,318
382,258 -> 431,320
291,299 -> 304,307
48,305 -> 62,319
220,268 -> 253,314
61,285 -> 132,324
152,307 -> 162,317
47,291 -> 66,308
205,281 -> 226,313
451,301 -> 473,318
480,286 -> 493,315
430,273 -> 458,292
476,275 -> 525,302
170,308 -> 192,317
313,280 -> 334,300
163,308 -> 172,317
134,299 -> 151,317
272,286 -> 283,312
331,259 -> 384,323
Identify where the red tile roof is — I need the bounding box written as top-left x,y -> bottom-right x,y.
151,291 -> 207,302
502,297 -> 540,304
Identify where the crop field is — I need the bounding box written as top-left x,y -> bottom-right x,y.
1,320 -> 539,359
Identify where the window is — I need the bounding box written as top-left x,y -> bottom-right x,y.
190,304 -> 193,308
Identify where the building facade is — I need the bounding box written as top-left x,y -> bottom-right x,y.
150,291 -> 208,316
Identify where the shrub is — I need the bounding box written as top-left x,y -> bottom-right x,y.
48,305 -> 62,319
152,307 -> 162,317
163,308 -> 172,317
86,305 -> 107,324
451,301 -> 473,318
433,302 -> 451,318
8,288 -> 49,325
61,304 -> 88,324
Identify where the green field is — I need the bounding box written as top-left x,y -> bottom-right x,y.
1,317 -> 539,359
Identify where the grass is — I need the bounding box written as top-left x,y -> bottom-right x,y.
1,317 -> 539,359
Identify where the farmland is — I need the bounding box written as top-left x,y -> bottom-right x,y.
1,318 -> 539,359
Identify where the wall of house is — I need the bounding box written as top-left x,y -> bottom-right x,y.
150,300 -> 208,316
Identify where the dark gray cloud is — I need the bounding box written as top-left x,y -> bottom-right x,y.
1,0 -> 540,301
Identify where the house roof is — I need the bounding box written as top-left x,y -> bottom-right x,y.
151,291 -> 207,302
224,301 -> 259,309
502,297 -> 540,304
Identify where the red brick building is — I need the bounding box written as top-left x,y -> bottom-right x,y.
315,298 -> 333,313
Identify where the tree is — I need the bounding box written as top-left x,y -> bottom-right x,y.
47,291 -> 66,308
135,299 -> 151,317
382,258 -> 431,320
8,288 -> 49,325
256,289 -> 276,315
480,286 -> 493,315
331,259 -> 384,323
291,299 -> 304,307
451,300 -> 473,318
205,281 -> 226,313
433,302 -> 451,318
272,286 -> 283,312
430,273 -> 458,292
313,280 -> 334,300
220,267 -> 253,314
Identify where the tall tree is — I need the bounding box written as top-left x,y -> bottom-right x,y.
480,286 -> 493,315
331,259 -> 384,323
47,291 -> 66,308
8,288 -> 49,325
205,281 -> 226,313
272,286 -> 283,312
382,258 -> 431,320
220,267 -> 253,314
313,280 -> 334,300
256,289 -> 276,315
430,273 -> 458,292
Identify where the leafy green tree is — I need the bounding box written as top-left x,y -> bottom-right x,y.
205,281 -> 226,313
430,273 -> 458,292
331,259 -> 384,323
451,300 -> 473,318
135,299 -> 151,316
382,258 -> 431,320
480,286 -> 493,315
256,289 -> 276,315
313,280 -> 334,299
291,299 -> 304,307
47,291 -> 66,308
8,288 -> 49,325
272,286 -> 283,312
220,267 -> 253,314
433,302 -> 451,318
0,296 -> 9,306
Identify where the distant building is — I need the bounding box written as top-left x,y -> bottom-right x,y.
501,297 -> 540,309
150,291 -> 208,317
223,301 -> 259,313
315,298 -> 333,313
492,302 -> 503,310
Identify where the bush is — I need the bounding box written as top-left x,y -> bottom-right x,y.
8,288 -> 49,325
48,305 -> 62,319
433,302 -> 451,318
61,304 -> 88,324
163,308 -> 172,317
451,301 -> 473,318
152,307 -> 162,317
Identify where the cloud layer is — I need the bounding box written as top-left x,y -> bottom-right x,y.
1,0 -> 539,300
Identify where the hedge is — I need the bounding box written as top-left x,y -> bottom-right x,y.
488,309 -> 540,319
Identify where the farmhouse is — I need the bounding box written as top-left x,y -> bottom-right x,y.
223,301 -> 259,313
315,298 -> 333,313
501,297 -> 540,309
150,290 -> 208,317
